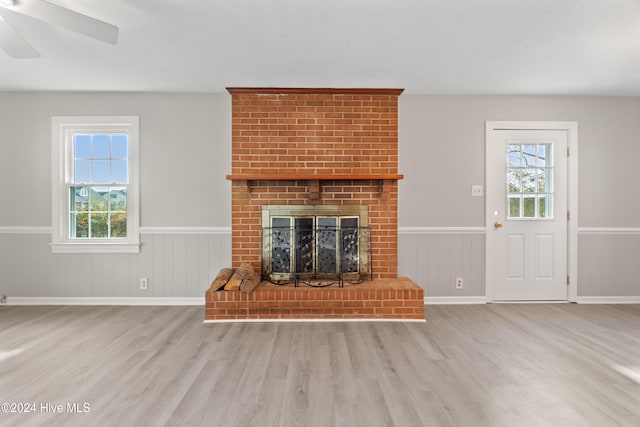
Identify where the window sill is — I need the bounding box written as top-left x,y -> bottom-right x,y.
50,242 -> 140,254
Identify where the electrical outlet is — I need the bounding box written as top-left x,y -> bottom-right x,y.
139,278 -> 149,290
0,295 -> 6,304
471,185 -> 483,197
455,278 -> 463,289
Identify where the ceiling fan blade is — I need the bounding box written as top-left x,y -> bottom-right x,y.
18,0 -> 118,44
0,17 -> 40,58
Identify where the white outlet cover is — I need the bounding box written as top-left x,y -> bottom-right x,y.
472,185 -> 483,197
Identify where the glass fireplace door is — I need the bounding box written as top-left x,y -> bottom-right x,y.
266,215 -> 361,281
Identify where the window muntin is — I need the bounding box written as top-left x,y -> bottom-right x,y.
51,116 -> 139,253
506,142 -> 553,219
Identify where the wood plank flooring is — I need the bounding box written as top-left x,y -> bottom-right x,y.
1,304 -> 639,426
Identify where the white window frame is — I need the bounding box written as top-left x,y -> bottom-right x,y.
51,116 -> 140,253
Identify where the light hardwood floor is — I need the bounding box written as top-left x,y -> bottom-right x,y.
1,304 -> 639,426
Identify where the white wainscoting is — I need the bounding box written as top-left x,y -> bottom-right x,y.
400,226 -> 640,302
2,226 -> 639,304
577,228 -> 640,298
398,227 -> 486,298
0,227 -> 231,301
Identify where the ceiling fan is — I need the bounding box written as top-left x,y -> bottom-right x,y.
0,0 -> 118,58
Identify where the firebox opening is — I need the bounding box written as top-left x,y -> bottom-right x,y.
261,205 -> 370,283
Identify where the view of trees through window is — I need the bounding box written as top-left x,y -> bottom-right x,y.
506,142 -> 553,219
69,133 -> 128,238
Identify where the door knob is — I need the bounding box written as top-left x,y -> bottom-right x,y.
494,222 -> 503,229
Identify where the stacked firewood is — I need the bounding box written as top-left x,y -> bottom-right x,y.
208,263 -> 262,293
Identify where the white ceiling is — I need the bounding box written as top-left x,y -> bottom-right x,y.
1,0 -> 640,94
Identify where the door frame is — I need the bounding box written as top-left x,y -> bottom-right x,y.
485,121 -> 578,302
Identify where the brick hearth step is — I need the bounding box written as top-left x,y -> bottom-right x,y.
205,278 -> 424,321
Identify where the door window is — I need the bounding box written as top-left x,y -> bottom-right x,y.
506,142 -> 553,219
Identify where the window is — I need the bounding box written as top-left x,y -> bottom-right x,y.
51,116 -> 139,253
506,142 -> 553,219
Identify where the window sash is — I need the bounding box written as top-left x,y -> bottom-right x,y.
51,116 -> 139,253
67,184 -> 129,239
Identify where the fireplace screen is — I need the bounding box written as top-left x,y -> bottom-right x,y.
262,206 -> 370,283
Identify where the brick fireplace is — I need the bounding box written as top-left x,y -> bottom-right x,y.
227,87 -> 403,276
205,88 -> 424,321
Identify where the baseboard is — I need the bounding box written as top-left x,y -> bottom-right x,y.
11,295 -> 633,306
5,297 -> 205,306
424,296 -> 487,305
576,296 -> 640,304
424,296 -> 640,305
491,300 -> 569,304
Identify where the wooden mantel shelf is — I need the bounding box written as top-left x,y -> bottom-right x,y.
226,173 -> 403,199
226,174 -> 404,181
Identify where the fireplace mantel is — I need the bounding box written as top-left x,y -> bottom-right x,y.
226,173 -> 403,198
225,173 -> 404,181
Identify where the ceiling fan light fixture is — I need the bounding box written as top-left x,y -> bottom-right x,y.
0,0 -> 119,58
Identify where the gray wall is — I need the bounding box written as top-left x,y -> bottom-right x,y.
1,92 -> 639,300
398,95 -> 640,298
0,92 -> 231,227
399,95 -> 640,227
0,92 -> 231,300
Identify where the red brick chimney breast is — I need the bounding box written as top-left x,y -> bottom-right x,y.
226,88 -> 403,279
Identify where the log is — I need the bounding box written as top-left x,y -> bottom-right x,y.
239,270 -> 261,293
208,268 -> 234,292
223,263 -> 262,292
223,278 -> 241,291
233,262 -> 257,280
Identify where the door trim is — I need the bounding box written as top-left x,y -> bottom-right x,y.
485,121 -> 578,302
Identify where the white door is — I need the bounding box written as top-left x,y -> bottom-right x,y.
486,124 -> 570,301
